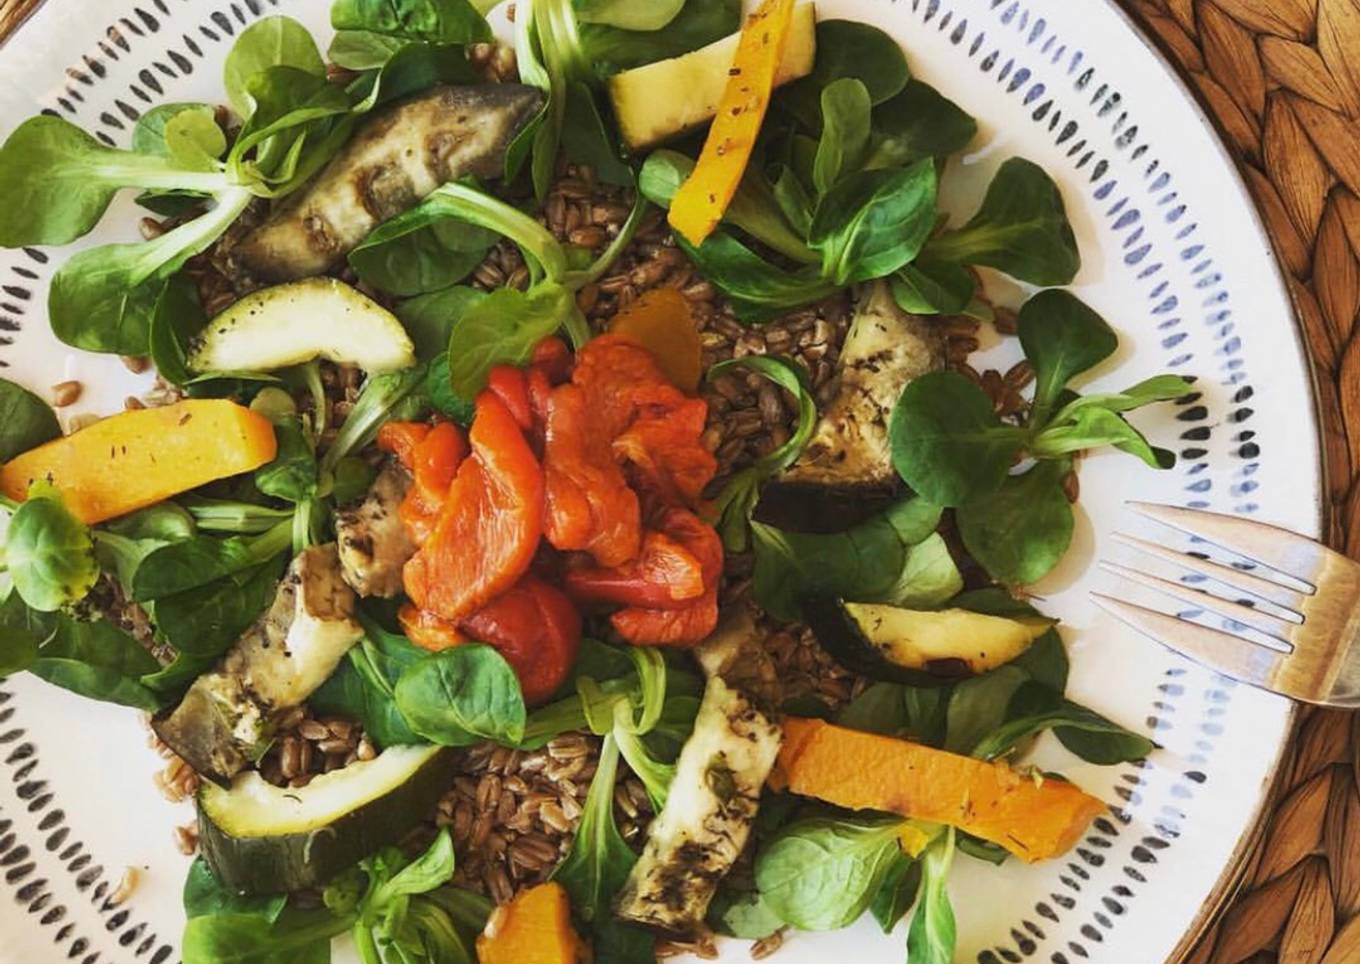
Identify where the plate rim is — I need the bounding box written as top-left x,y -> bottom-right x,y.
0,0 -> 1328,960
1092,0 -> 1324,959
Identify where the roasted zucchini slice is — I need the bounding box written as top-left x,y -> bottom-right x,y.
197,744 -> 453,894
806,597 -> 1055,684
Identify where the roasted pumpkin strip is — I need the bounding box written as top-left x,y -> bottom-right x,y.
668,0 -> 798,246
770,717 -> 1105,862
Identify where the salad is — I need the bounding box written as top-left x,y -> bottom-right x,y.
0,0 -> 1195,961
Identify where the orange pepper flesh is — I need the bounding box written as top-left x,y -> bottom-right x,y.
564,525 -> 707,609
607,507 -> 723,647
399,602 -> 468,652
403,391 -> 544,622
461,575 -> 582,705
668,0 -> 797,246
772,718 -> 1106,862
607,289 -> 703,394
476,882 -> 589,964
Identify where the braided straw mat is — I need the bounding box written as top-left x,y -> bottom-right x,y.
0,0 -> 1356,961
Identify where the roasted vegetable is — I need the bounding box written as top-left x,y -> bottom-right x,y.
669,0 -> 802,246
771,717 -> 1104,862
0,400 -> 277,525
187,278 -> 415,374
154,544 -> 364,783
233,84 -> 544,282
758,280 -> 943,529
805,598 -> 1054,684
477,882 -> 590,964
197,743 -> 454,894
335,464 -> 418,598
614,675 -> 783,934
608,2 -> 817,150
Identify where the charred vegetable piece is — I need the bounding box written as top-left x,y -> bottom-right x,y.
608,3 -> 817,151
759,281 -> 943,530
771,718 -> 1104,862
233,84 -> 544,282
805,598 -> 1054,684
187,278 -> 415,375
0,400 -> 276,525
477,882 -> 590,964
153,544 -> 363,784
335,464 -> 419,598
197,743 -> 453,894
669,0 -> 801,246
614,675 -> 782,934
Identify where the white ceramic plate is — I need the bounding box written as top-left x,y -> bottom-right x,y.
0,1 -> 1321,962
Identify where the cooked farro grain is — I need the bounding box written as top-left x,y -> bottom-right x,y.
50,380 -> 81,407
174,822 -> 199,856
109,867 -> 140,906
752,930 -> 786,959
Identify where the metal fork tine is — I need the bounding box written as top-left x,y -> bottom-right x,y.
1099,561 -> 1299,641
1091,593 -> 1293,694
1110,532 -> 1311,612
1127,502 -> 1321,588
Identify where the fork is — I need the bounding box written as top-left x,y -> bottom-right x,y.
1092,502 -> 1360,708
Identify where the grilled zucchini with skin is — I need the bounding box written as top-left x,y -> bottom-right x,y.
187,278 -> 416,375
198,744 -> 454,894
614,675 -> 782,935
335,464 -> 419,598
805,597 -> 1055,684
153,544 -> 364,784
758,280 -> 943,531
233,84 -> 544,281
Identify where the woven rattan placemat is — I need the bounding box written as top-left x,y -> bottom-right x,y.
0,0 -> 1355,960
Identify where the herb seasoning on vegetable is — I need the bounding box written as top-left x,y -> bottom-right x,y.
0,0 -> 1188,961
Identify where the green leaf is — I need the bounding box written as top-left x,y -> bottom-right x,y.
0,590 -> 48,677
870,851 -> 921,933
809,160 -> 938,286
396,286 -> 488,363
780,20 -> 910,129
906,828 -> 957,964
943,665 -> 1032,754
890,256 -> 977,316
330,0 -> 492,45
0,378 -> 60,462
255,415 -> 319,504
349,206 -> 496,298
7,484 -> 98,612
707,883 -> 785,939
674,230 -> 839,321
813,78 -> 872,196
0,115 -> 229,247
164,109 -> 228,172
31,615 -> 163,711
321,365 -> 430,474
184,858 -> 286,921
552,734 -> 638,922
561,81 -> 633,188
131,523 -> 291,601
313,611 -> 426,748
836,681 -> 949,746
755,815 -> 906,930
327,30 -> 408,70
576,0 -> 684,30
925,157 -> 1080,286
149,273 -> 208,387
865,79 -> 977,168
576,0 -> 739,74
1049,374 -> 1194,419
956,460 -> 1075,585
48,188 -> 253,355
182,906 -> 348,964
1018,289 -> 1119,420
395,644 -> 528,746
889,370 -> 1027,507
152,556 -> 285,658
446,283 -> 577,399
223,16 -> 326,118
751,498 -> 952,621
1032,405 -> 1175,469
971,681 -> 1153,763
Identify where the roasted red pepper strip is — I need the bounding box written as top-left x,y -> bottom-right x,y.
399,602 -> 468,652
612,384 -> 716,506
403,391 -> 544,622
609,508 -> 723,647
531,336 -> 572,384
461,575 -> 581,705
542,383 -> 642,568
379,420 -> 466,546
487,365 -> 534,434
376,421 -> 430,466
563,526 -> 706,609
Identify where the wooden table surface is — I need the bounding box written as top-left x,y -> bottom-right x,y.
0,0 -> 1356,960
